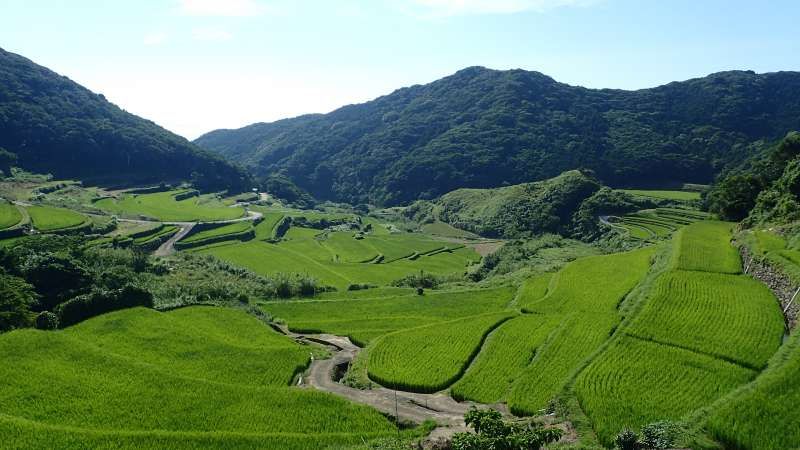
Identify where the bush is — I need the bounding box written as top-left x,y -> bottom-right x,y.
0,274 -> 36,332
392,271 -> 440,289
347,283 -> 375,291
34,311 -> 59,330
615,429 -> 639,450
56,284 -> 153,327
452,407 -> 562,450
639,421 -> 682,449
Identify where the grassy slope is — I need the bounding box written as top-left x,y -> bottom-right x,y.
95,190 -> 244,222
0,307 -> 398,448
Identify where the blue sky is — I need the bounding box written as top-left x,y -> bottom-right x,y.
1,0 -> 798,139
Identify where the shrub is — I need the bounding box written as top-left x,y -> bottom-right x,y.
297,276 -> 318,297
615,429 -> 639,450
347,283 -> 375,291
34,311 -> 59,330
639,421 -> 682,449
0,274 -> 36,332
56,284 -> 154,327
452,407 -> 562,450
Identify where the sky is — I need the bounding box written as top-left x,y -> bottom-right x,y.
1,0 -> 799,139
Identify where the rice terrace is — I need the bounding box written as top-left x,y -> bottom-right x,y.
1,2 -> 800,449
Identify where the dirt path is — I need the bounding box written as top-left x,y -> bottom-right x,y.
274,325 -> 510,443
154,223 -> 195,257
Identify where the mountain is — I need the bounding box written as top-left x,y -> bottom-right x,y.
0,48 -> 250,192
196,67 -> 800,205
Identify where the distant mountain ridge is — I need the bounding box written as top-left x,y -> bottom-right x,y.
197,66 -> 800,205
0,47 -> 250,192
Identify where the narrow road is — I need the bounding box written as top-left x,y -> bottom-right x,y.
273,325 -> 510,442
154,223 -> 195,257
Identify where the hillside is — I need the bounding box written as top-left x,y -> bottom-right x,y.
197,67 -> 800,205
0,48 -> 250,192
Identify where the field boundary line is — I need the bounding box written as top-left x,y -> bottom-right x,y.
624,332 -> 761,371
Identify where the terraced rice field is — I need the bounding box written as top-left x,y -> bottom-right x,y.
95,190 -> 244,222
0,200 -> 22,229
612,207 -> 712,241
706,331 -> 800,450
451,314 -> 558,402
0,307 -> 400,448
505,249 -> 654,414
195,226 -> 479,290
26,205 -> 89,232
672,221 -> 740,273
576,336 -> 755,445
575,220 -> 786,446
133,225 -> 178,246
368,312 -> 514,392
262,286 -> 516,346
619,189 -> 701,201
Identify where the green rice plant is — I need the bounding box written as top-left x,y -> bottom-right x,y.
507,248 -> 655,414
95,190 -> 244,222
253,212 -> 285,239
181,222 -> 252,244
575,336 -> 755,447
671,221 -> 741,273
322,231 -> 379,262
26,205 -> 89,232
705,331 -> 800,450
451,314 -> 559,403
515,272 -> 553,308
66,307 -> 310,386
0,306 -> 397,444
367,312 -> 514,392
0,415 -> 405,450
619,189 -> 701,201
507,312 -> 619,415
262,286 -> 516,345
620,222 -> 653,240
523,248 -> 655,315
626,271 -> 784,369
0,200 -> 22,230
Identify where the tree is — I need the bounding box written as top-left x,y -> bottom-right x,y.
0,147 -> 16,176
452,407 -> 562,450
0,274 -> 36,332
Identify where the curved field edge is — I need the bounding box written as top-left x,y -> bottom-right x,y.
367,312 -> 515,393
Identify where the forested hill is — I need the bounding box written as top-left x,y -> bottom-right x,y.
197,66 -> 800,205
0,48 -> 250,192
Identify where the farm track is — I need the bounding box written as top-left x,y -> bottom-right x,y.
273,324 -> 509,441
154,224 -> 195,257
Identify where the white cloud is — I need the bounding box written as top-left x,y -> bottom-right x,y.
192,27 -> 234,41
410,0 -> 595,16
143,32 -> 168,46
178,0 -> 266,17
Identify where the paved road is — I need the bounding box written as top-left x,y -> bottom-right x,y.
154,223 -> 195,257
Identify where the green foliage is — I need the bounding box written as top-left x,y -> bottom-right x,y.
55,284 -> 154,327
261,174 -> 315,207
34,310 -> 58,330
707,131 -> 800,221
452,407 -> 562,450
0,48 -> 251,192
620,189 -> 701,201
197,68 -> 800,205
0,147 -> 17,176
95,190 -> 244,222
367,312 -> 513,392
429,170 -> 601,238
0,273 -> 36,331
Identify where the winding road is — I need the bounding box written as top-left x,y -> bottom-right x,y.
273,324 -> 511,443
